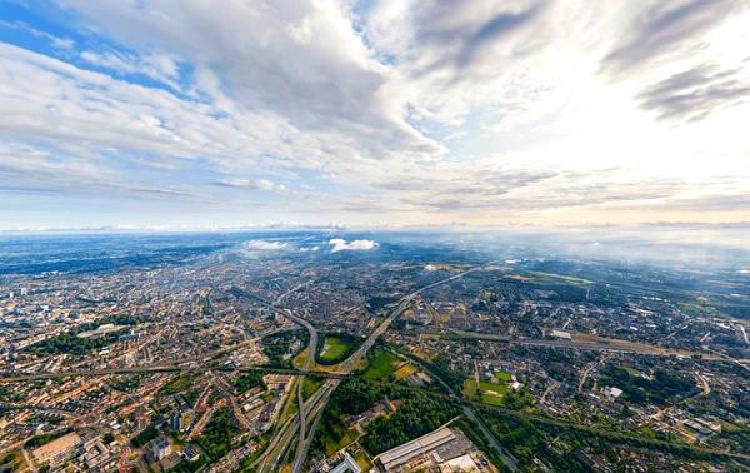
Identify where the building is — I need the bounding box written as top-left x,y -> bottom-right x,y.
32,432 -> 81,467
183,445 -> 201,462
603,386 -> 623,401
375,428 -> 457,472
148,436 -> 171,462
331,452 -> 361,473
440,454 -> 481,472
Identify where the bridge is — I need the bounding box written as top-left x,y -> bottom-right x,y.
0,364 -> 348,383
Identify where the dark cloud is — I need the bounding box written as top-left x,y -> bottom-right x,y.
401,0 -> 547,79
455,3 -> 543,69
604,0 -> 747,72
637,64 -> 750,121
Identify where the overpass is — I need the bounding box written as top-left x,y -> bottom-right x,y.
0,364 -> 348,383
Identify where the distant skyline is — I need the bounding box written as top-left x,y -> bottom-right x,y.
1,1 -> 749,229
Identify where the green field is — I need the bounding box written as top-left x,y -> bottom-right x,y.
463,379 -> 510,405
495,370 -> 512,382
362,350 -> 397,381
159,373 -> 195,395
318,335 -> 352,363
531,272 -> 592,285
302,376 -> 324,401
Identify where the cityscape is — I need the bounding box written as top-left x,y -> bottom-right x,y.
2,0 -> 750,472
0,230 -> 749,472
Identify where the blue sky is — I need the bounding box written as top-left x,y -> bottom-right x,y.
1,0 -> 749,230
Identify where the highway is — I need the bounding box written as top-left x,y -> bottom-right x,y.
284,310 -> 318,473
444,328 -> 721,359
288,267 -> 480,472
389,347 -> 519,471
249,269 -> 479,472
0,363 -> 347,383
234,280 -> 324,473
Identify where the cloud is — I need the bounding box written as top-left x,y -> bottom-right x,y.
1,1 -> 749,227
0,19 -> 75,51
59,0 -> 442,162
604,0 -> 747,72
637,64 -> 750,121
329,238 -> 379,252
79,50 -> 181,90
215,178 -> 288,193
242,240 -> 288,250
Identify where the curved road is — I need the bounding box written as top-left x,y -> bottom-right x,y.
290,268 -> 481,473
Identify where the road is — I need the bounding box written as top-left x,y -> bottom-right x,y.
389,347 -> 519,471
238,268 -> 480,472
254,381 -> 334,472
738,324 -> 749,346
444,329 -> 720,359
0,364 -> 346,383
698,373 -> 711,395
212,373 -> 252,430
289,268 -> 481,472
238,280 -> 323,473
283,310 -> 318,473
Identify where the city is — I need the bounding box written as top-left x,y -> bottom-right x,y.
2,0 -> 750,471
0,230 -> 748,472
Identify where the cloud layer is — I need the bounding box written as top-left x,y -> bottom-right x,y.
0,0 -> 749,228
329,238 -> 379,252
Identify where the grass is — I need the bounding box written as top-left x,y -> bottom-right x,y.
302,376 -> 324,401
292,346 -> 311,369
531,272 -> 592,285
280,380 -> 299,423
495,370 -> 512,382
463,379 -> 478,398
481,388 -> 508,406
319,335 -> 352,363
362,350 -> 397,381
159,373 -> 195,396
354,449 -> 373,471
394,362 -> 418,380
321,425 -> 358,456
463,379 -> 510,405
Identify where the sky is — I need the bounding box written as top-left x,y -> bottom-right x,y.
0,0 -> 749,230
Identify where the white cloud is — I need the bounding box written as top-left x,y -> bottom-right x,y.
216,178 -> 287,193
329,238 -> 379,252
1,0 -> 749,227
79,50 -> 181,90
243,240 -> 288,251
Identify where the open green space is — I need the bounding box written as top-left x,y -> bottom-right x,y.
130,425 -> 159,448
302,376 -> 324,401
600,365 -> 697,406
531,272 -> 592,285
316,333 -> 361,365
195,407 -> 241,461
311,376 -> 460,459
319,336 -> 351,362
477,406 -> 740,470
260,329 -> 309,368
361,349 -> 397,381
24,430 -> 72,449
109,374 -> 142,393
495,370 -> 512,382
360,389 -> 460,455
159,373 -> 195,396
233,370 -> 266,394
463,380 -> 509,405
463,379 -> 533,409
